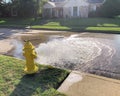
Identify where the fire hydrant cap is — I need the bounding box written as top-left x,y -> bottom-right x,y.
23,41 -> 35,49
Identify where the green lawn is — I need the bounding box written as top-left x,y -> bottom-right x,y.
0,18 -> 120,33
0,55 -> 69,96
0,18 -> 34,28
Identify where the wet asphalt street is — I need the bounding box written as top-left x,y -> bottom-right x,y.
0,28 -> 120,79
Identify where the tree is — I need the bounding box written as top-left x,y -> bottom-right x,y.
40,0 -> 48,13
34,0 -> 48,18
10,0 -> 47,17
0,0 -> 11,17
10,0 -> 37,17
0,0 -> 48,17
97,0 -> 120,18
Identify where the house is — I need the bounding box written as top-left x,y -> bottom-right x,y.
43,0 -> 105,18
88,0 -> 105,12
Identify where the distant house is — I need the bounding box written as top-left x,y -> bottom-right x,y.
43,0 -> 105,18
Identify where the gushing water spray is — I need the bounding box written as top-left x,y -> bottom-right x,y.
12,35 -> 113,72
36,35 -> 102,70
12,39 -> 23,59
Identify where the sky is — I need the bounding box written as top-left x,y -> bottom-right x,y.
5,0 -> 10,3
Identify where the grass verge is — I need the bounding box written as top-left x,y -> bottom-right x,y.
0,55 -> 69,96
1,18 -> 120,33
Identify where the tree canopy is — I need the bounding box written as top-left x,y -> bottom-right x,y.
0,0 -> 11,17
10,0 -> 37,17
0,0 -> 48,17
96,0 -> 120,17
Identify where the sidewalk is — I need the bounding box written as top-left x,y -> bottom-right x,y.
0,39 -> 13,54
58,71 -> 120,96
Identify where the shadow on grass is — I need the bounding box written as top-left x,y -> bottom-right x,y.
10,68 -> 69,96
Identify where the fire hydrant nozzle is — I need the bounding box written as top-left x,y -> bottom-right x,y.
23,41 -> 39,74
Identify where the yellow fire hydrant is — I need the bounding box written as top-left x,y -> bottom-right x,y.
23,41 -> 39,74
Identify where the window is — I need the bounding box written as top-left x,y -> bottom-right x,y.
73,6 -> 78,17
93,5 -> 96,11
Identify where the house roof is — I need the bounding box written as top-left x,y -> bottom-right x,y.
43,2 -> 56,8
49,0 -> 65,2
50,0 -> 105,3
88,0 -> 105,3
44,0 -> 67,8
55,2 -> 66,7
44,0 -> 104,8
64,0 -> 89,7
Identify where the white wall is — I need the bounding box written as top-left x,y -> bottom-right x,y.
63,0 -> 89,18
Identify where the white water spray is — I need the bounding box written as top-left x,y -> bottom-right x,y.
12,34 -> 114,71
35,35 -> 102,69
12,39 -> 24,59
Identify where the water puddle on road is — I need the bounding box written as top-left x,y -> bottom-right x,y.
8,32 -> 120,79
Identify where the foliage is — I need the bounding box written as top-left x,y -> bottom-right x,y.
0,55 -> 68,96
0,0 -> 48,17
10,0 -> 37,17
40,0 -> 48,14
96,0 -> 120,18
0,1 -> 11,17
